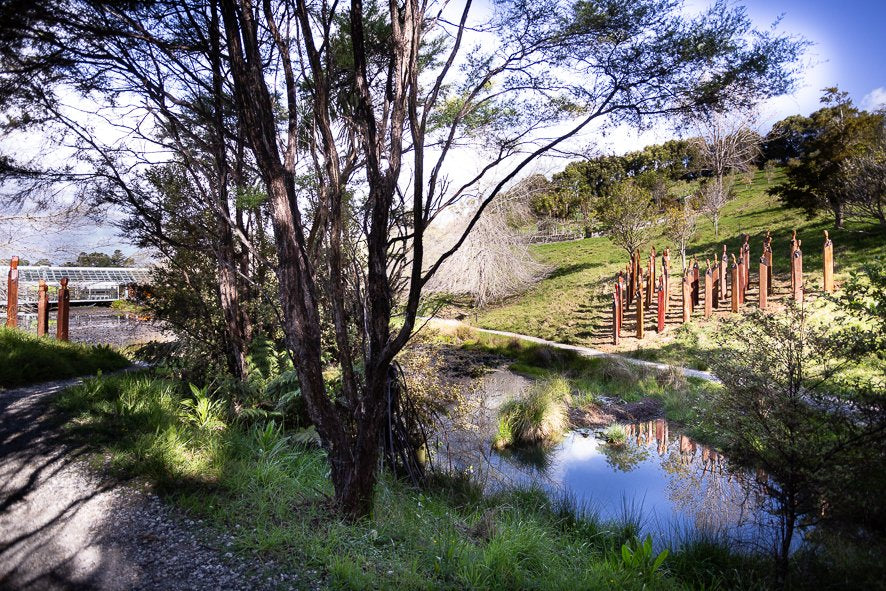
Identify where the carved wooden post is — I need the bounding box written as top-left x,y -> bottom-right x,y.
613,283 -> 620,345
647,247 -> 656,308
691,259 -> 700,310
736,253 -> 745,306
731,254 -> 739,313
759,256 -> 768,310
792,241 -> 803,301
704,261 -> 713,319
618,273 -> 627,327
741,234 -> 751,297
789,230 -> 798,292
662,248 -> 671,315
636,276 -> 644,339
57,277 -> 70,341
682,271 -> 691,323
719,245 -> 728,302
6,256 -> 18,328
764,231 -> 773,296
37,279 -> 49,336
823,230 -> 834,293
656,276 -> 665,333
625,260 -> 633,310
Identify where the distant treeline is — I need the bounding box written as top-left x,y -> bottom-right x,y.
527,89 -> 885,229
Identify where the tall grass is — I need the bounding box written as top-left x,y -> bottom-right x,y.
0,327 -> 129,389
493,377 -> 571,449
55,371 -> 773,590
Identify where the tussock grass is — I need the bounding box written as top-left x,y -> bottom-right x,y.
0,327 -> 129,389
54,371 -> 765,590
493,377 -> 571,449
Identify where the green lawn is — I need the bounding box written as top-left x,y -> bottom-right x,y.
0,328 -> 130,389
471,169 -> 886,365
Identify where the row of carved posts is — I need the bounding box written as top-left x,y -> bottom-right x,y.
612,230 -> 836,344
5,256 -> 71,340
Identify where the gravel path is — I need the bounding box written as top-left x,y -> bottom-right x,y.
0,376 -> 314,591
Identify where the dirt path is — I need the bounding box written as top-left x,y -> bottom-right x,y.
0,376 -> 309,591
425,318 -> 720,382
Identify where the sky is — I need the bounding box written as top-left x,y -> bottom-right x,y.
2,0 -> 884,262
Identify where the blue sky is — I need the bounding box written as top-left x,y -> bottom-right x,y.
741,0 -> 886,114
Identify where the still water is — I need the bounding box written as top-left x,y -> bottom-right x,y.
486,420 -> 789,552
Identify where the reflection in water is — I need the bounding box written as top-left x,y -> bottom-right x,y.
444,419 -> 791,552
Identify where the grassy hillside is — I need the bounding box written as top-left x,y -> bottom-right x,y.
469,169 -> 886,365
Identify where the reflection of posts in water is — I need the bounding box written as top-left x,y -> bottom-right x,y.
57,277 -> 70,341
37,279 -> 49,336
6,256 -> 19,328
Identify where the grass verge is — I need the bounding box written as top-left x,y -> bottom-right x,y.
0,327 -> 130,389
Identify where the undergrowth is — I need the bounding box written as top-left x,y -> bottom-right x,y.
55,371 -> 769,590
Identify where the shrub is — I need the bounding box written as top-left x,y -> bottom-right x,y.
493,377 -> 571,448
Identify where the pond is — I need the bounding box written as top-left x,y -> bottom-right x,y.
13,307 -> 165,347
477,420 -> 793,553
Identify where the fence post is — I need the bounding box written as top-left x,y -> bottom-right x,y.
741,234 -> 751,298
792,241 -> 803,301
736,253 -> 745,306
759,256 -> 768,310
662,248 -> 670,315
625,261 -> 633,310
789,230 -> 798,293
764,231 -> 773,296
636,275 -> 645,339
647,247 -> 656,308
57,277 -> 70,341
704,261 -> 713,319
731,254 -> 739,313
823,230 -> 834,293
719,245 -> 728,302
37,279 -> 49,336
682,271 -> 691,323
691,259 -> 700,310
6,256 -> 18,328
657,276 -> 665,333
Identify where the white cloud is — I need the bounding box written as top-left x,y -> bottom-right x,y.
861,87 -> 886,111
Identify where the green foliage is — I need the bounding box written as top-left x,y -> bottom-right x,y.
55,370 -> 743,590
0,328 -> 129,389
62,249 -> 133,267
620,535 -> 670,584
597,180 -> 657,257
602,424 -> 628,445
180,383 -> 226,431
769,88 -> 886,226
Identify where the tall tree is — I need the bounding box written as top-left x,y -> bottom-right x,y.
692,109 -> 761,237
3,0 -> 804,517
771,88 -> 885,228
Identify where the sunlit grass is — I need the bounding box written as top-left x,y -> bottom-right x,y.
0,327 -> 129,388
